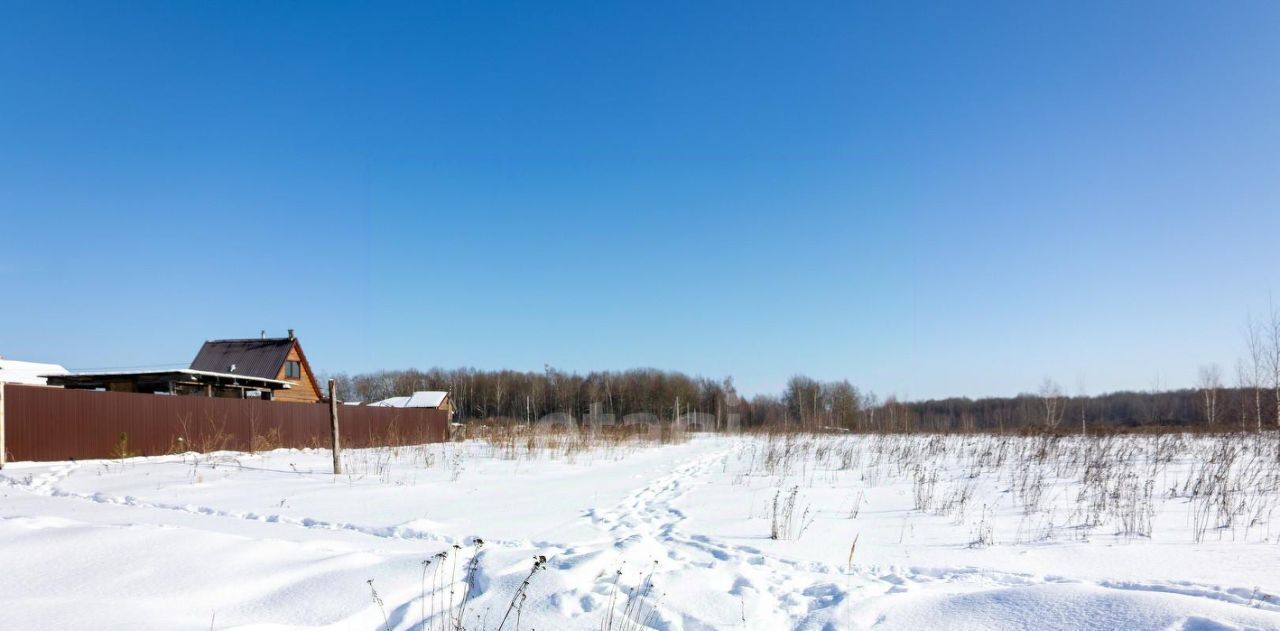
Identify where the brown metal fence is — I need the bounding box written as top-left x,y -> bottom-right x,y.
2,384 -> 449,462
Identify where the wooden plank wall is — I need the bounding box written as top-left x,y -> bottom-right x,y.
274,345 -> 322,403
1,385 -> 449,462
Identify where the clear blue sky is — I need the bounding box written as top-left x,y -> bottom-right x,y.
2,1 -> 1278,399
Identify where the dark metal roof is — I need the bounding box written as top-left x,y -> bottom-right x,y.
190,338 -> 295,380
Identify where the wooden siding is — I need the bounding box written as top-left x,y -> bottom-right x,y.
274,344 -> 321,403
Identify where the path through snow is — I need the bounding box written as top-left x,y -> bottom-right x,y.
2,435 -> 1279,630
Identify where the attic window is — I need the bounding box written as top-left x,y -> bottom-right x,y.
284,360 -> 301,379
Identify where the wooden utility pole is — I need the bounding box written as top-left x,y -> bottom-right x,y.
328,378 -> 342,475
0,381 -> 6,470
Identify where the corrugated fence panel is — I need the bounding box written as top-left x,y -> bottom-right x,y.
2,385 -> 448,462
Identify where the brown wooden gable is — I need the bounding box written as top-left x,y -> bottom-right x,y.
272,340 -> 323,403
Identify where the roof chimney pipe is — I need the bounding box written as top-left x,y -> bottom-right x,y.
288,328 -> 295,340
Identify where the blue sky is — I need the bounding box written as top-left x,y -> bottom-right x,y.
2,1 -> 1278,399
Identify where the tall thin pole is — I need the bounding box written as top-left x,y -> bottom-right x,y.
328,379 -> 342,475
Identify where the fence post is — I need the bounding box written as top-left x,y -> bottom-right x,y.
0,381 -> 6,469
328,379 -> 342,475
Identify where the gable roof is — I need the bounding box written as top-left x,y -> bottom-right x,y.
190,338 -> 295,380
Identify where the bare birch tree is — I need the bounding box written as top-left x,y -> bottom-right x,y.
1267,301 -> 1280,429
1243,314 -> 1266,431
1197,363 -> 1222,426
1039,378 -> 1065,429
1236,359 -> 1255,431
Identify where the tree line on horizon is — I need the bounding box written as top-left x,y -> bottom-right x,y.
323,368 -> 1276,434
325,301 -> 1280,433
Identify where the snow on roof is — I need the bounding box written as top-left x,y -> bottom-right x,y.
370,391 -> 449,408
407,391 -> 448,408
0,358 -> 70,385
52,368 -> 293,387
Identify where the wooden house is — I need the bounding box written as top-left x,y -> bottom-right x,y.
189,330 -> 323,403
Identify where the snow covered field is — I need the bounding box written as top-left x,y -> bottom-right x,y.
2,432 -> 1280,630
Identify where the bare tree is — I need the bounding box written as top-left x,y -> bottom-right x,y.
1147,373 -> 1166,425
1038,378 -> 1065,429
1243,314 -> 1266,432
1236,359 -> 1255,431
1267,300 -> 1280,429
1075,376 -> 1088,435
1197,363 -> 1222,426
860,391 -> 879,433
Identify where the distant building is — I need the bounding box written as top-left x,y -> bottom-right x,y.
371,391 -> 454,419
189,330 -> 323,403
36,330 -> 323,402
0,358 -> 69,386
